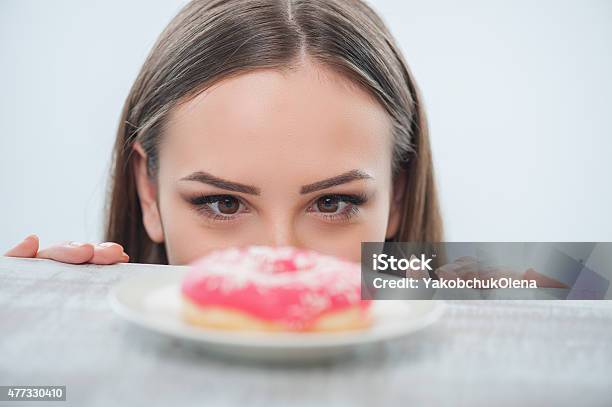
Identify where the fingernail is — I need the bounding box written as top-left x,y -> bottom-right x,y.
68,241 -> 85,247
98,242 -> 116,248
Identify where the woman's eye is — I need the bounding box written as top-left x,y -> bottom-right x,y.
315,196 -> 347,214
189,195 -> 246,219
214,196 -> 240,215
309,194 -> 367,222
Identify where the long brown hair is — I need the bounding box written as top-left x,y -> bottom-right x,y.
105,0 -> 444,264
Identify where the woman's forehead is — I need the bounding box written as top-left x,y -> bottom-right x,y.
160,63 -> 393,184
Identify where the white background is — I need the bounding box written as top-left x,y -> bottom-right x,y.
1,0 -> 611,251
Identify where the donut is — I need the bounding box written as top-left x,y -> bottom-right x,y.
181,246 -> 372,332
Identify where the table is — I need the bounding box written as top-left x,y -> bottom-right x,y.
1,256 -> 611,406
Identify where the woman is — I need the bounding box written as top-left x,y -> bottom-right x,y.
5,0 -> 443,265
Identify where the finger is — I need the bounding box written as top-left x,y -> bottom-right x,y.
456,270 -> 479,281
454,256 -> 478,264
523,268 -> 568,288
434,262 -> 459,276
406,268 -> 429,279
442,260 -> 479,281
405,255 -> 429,279
436,261 -> 461,273
91,242 -> 129,265
434,266 -> 461,281
478,266 -> 521,280
4,234 -> 39,257
36,242 -> 95,264
454,264 -> 480,281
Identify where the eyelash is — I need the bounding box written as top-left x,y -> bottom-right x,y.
187,193 -> 367,223
188,195 -> 248,222
306,193 -> 367,223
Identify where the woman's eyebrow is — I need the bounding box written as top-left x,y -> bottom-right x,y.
179,171 -> 260,195
300,170 -> 373,194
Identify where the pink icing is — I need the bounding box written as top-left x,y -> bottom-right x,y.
181,246 -> 370,329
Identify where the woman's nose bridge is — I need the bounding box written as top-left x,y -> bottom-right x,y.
262,216 -> 299,247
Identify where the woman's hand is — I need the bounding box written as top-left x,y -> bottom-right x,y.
434,256 -> 568,289
4,235 -> 129,265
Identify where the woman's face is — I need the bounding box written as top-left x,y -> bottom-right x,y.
134,60 -> 401,265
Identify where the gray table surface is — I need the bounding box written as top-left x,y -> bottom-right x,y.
1,256 -> 611,407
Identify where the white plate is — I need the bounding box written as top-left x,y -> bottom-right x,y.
108,270 -> 445,362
